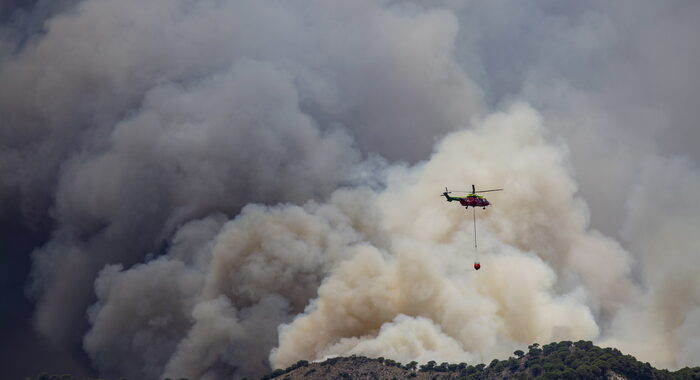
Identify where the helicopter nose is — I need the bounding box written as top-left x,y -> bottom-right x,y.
474,262 -> 481,270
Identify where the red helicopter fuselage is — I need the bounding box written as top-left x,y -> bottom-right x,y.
444,193 -> 491,208
457,195 -> 490,208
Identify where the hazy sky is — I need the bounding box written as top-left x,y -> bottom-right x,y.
1,1 -> 699,379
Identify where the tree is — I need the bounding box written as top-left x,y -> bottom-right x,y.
420,360 -> 436,371
514,349 -> 525,358
530,364 -> 542,376
507,358 -> 519,371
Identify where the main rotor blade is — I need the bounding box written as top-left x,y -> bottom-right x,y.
474,188 -> 503,193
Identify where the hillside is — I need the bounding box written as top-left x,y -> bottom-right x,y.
258,341 -> 700,380
25,341 -> 700,380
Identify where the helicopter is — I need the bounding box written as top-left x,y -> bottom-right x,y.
441,184 -> 502,209
441,184 -> 502,270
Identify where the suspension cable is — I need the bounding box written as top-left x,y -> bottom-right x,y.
473,206 -> 478,256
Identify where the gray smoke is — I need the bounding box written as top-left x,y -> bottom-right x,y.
1,0 -> 699,379
1,0 -> 477,350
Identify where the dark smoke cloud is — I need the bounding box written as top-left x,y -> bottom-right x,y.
1,0 -> 478,376
1,0 -> 699,379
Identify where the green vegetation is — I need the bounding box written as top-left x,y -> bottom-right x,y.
511,340 -> 700,380
259,342 -> 700,380
407,340 -> 700,380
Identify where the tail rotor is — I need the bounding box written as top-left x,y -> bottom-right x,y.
441,187 -> 452,201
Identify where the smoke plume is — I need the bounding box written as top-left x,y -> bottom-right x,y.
84,105 -> 631,379
1,0 -> 699,379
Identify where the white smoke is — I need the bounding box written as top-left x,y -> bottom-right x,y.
1,0 -> 699,379
270,104 -> 621,367
600,157 -> 700,368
